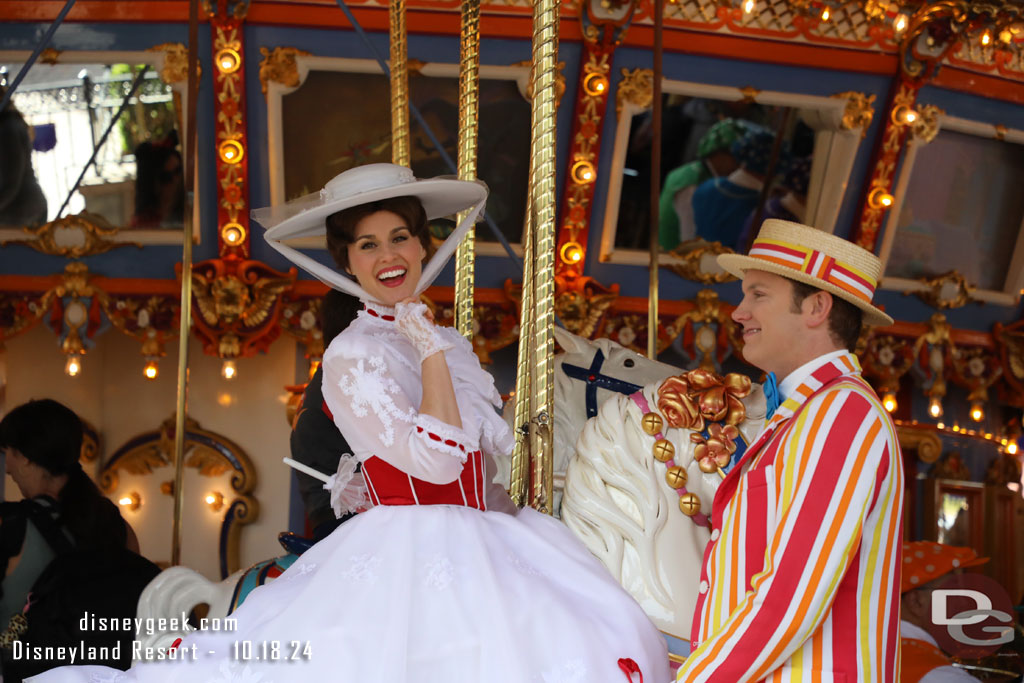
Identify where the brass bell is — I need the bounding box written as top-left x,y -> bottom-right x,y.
679,492 -> 702,516
698,458 -> 720,474
665,466 -> 688,489
641,412 -> 664,436
652,439 -> 675,462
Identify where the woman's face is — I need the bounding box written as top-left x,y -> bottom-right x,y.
345,210 -> 427,306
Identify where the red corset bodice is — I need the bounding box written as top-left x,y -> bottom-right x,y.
362,451 -> 488,511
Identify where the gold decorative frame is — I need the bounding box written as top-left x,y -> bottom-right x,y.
910,271 -> 977,309
100,415 -> 258,577
664,240 -> 738,285
0,47 -> 202,246
601,79 -> 874,266
878,113 -> 1024,306
896,423 -> 943,464
1,213 -> 140,258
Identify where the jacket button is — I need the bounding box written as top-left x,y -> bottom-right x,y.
710,529 -> 720,541
699,580 -> 709,594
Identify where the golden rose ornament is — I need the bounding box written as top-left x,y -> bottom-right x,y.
656,370 -> 752,432
691,423 -> 740,474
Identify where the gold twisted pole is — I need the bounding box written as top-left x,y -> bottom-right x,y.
648,0 -> 664,360
528,0 -> 559,514
454,0 -> 481,339
510,158 -> 536,508
389,0 -> 410,167
172,0 -> 201,566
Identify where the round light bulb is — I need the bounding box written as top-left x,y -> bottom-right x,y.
1008,442 -> 1019,455
928,397 -> 943,418
65,355 -> 82,377
222,359 -> 237,380
143,359 -> 159,380
821,7 -> 830,21
744,0 -> 755,13
970,401 -> 984,422
882,392 -> 897,413
981,31 -> 992,46
894,14 -> 908,33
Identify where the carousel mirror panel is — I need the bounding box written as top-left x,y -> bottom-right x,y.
265,55 -> 532,255
879,115 -> 1024,306
0,49 -> 200,246
601,79 -> 873,269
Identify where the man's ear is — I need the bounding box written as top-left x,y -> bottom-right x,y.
802,290 -> 833,328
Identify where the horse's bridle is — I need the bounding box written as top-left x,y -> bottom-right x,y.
561,349 -> 645,419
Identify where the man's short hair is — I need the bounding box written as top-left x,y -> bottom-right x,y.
790,280 -> 863,351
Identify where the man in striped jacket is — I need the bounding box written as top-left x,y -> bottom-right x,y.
676,219 -> 904,682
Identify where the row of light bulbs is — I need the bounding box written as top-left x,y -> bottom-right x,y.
883,390 -> 1021,455
63,355 -> 241,381
117,490 -> 225,512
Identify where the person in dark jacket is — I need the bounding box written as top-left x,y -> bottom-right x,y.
0,86 -> 48,227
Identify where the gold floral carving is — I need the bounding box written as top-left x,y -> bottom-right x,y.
672,288 -> 743,371
39,48 -> 61,65
148,43 -> 195,84
0,292 -> 54,347
909,104 -> 943,143
192,273 -> 293,330
911,270 -> 975,309
895,424 -> 943,464
1,213 -> 139,259
656,369 -> 751,432
691,423 -> 740,473
832,91 -> 876,135
739,86 -> 761,103
665,240 -> 738,284
553,273 -> 617,339
615,67 -> 653,116
258,46 -> 311,94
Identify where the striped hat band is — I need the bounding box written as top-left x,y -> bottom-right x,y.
747,237 -> 877,304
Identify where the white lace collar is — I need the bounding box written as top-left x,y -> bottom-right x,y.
360,301 -> 397,323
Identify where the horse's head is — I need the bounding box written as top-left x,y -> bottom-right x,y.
562,369 -> 765,644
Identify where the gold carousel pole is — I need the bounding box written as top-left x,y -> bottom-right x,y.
647,0 -> 664,360
509,165 -> 535,508
454,0 -> 481,339
389,0 -> 410,167
172,0 -> 201,566
528,0 -> 559,514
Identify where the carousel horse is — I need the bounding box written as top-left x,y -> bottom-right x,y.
561,368 -> 765,653
497,327 -> 680,511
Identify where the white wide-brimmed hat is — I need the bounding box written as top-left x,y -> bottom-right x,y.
254,163 -> 487,301
718,219 -> 893,327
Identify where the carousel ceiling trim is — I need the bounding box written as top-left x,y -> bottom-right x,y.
0,212 -> 141,259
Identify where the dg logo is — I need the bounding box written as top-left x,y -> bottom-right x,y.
928,572 -> 1016,659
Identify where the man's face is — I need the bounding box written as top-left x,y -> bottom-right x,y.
731,269 -> 807,378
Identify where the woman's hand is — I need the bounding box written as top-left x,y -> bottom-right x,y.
395,298 -> 453,362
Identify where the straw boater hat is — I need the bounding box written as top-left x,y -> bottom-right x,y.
254,163 -> 487,302
718,219 -> 894,327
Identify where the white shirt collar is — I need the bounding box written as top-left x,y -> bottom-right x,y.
900,620 -> 939,647
778,349 -> 847,401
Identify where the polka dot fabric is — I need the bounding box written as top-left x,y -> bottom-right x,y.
900,541 -> 988,593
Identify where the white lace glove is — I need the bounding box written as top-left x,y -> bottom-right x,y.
395,301 -> 454,362
324,454 -> 369,518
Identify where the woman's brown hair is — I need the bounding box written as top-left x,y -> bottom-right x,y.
325,195 -> 432,273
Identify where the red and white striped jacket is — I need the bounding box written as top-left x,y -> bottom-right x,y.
677,351 -> 904,682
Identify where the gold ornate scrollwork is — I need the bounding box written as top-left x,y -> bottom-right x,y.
896,424 -> 943,464
665,240 -> 738,285
911,270 -> 975,309
553,274 -> 618,339
1,213 -> 139,259
909,104 -> 943,143
615,67 -> 653,116
192,273 -> 293,328
673,289 -> 742,371
148,43 -> 195,85
258,46 -> 311,94
833,91 -> 876,135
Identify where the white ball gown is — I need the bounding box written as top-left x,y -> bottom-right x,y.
30,304 -> 669,683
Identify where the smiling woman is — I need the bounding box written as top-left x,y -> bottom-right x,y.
324,196 -> 431,307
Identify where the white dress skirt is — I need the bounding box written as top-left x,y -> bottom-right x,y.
30,306 -> 669,683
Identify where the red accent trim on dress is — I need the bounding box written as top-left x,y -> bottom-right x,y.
617,658 -> 643,682
365,306 -> 396,321
362,451 -> 487,511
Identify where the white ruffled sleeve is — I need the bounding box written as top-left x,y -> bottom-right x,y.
322,336 -> 479,485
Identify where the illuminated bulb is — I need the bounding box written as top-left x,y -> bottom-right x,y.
981,31 -> 991,46
571,160 -> 596,185
222,359 -> 237,380
970,401 -> 984,422
204,491 -> 224,511
821,7 -> 830,21
894,13 -> 908,33
221,222 -> 246,246
65,355 -> 82,377
218,140 -> 245,165
118,492 -> 141,511
868,187 -> 895,209
214,48 -> 241,74
1009,442 -> 1019,455
743,0 -> 755,13
1000,29 -> 1013,44
903,110 -> 917,123
560,241 -> 585,265
143,358 -> 159,380
582,72 -> 609,96
937,422 -> 945,430
928,396 -> 943,419
882,391 -> 897,413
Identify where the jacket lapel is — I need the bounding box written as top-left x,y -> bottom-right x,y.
712,352 -> 862,515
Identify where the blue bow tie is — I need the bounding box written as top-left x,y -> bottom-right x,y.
763,372 -> 781,420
